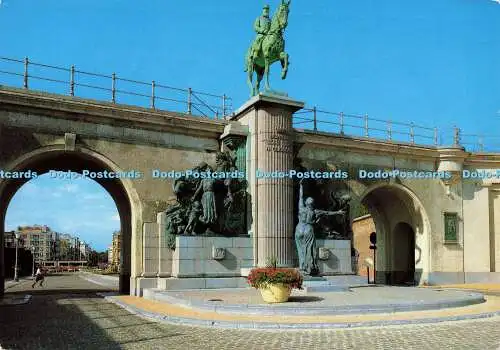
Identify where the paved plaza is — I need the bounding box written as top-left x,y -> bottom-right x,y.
0,273 -> 500,349
152,286 -> 486,314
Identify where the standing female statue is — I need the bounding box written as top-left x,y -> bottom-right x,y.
295,180 -> 345,275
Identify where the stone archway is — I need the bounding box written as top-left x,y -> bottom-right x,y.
0,146 -> 141,296
359,183 -> 430,285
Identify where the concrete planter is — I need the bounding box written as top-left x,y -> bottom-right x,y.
259,283 -> 292,303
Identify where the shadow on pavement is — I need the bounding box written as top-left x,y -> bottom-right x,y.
0,274 -> 184,349
288,296 -> 324,302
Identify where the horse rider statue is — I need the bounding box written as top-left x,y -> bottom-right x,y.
245,1 -> 291,97
250,5 -> 272,61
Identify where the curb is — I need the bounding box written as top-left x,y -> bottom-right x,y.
103,295 -> 500,330
144,289 -> 486,316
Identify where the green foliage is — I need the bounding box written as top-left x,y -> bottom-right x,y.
247,267 -> 303,290
265,256 -> 278,269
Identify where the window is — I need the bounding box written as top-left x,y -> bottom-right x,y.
444,212 -> 458,243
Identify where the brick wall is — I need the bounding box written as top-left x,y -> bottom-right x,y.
352,214 -> 375,280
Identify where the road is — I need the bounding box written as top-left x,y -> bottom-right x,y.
1,273 -> 500,350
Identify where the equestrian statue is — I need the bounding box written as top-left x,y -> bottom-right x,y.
245,1 -> 291,97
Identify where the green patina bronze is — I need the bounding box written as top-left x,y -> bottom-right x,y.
245,1 -> 291,97
444,212 -> 458,242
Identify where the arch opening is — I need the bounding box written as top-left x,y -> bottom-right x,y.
0,150 -> 133,296
359,183 -> 429,286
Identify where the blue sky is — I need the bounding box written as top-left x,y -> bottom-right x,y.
5,175 -> 119,251
1,1 -> 500,250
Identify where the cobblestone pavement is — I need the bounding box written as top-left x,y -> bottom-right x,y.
1,274 -> 500,350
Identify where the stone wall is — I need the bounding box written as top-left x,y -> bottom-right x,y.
316,239 -> 352,275
171,236 -> 253,278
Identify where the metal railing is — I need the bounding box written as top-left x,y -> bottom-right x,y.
0,56 -> 497,152
293,107 -> 499,152
0,56 -> 233,119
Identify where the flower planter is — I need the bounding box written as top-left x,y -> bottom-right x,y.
247,264 -> 303,304
259,283 -> 292,303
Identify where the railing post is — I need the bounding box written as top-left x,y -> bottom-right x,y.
387,120 -> 392,141
222,94 -> 227,117
151,80 -> 156,109
23,57 -> 29,89
111,73 -> 116,103
215,110 -> 219,119
69,65 -> 75,96
313,107 -> 317,131
340,112 -> 344,135
453,126 -> 461,147
434,127 -> 438,146
364,114 -> 369,137
187,88 -> 192,114
479,137 -> 484,152
410,122 -> 415,144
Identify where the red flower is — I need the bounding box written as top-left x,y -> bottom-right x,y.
247,267 -> 303,289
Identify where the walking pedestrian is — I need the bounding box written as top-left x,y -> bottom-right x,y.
32,266 -> 45,288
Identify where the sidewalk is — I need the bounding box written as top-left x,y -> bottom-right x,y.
103,292 -> 500,329
4,277 -> 33,290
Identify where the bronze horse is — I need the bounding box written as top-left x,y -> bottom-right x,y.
245,0 -> 291,97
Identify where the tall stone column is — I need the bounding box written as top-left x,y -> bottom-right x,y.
231,94 -> 304,267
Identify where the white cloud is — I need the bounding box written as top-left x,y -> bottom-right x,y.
492,0 -> 500,4
111,214 -> 120,221
52,192 -> 62,198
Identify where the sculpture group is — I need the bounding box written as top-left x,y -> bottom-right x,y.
163,151 -> 248,249
245,1 -> 291,96
162,155 -> 354,275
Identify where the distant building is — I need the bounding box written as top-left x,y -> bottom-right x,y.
79,241 -> 91,260
14,225 -> 91,263
4,230 -> 25,249
19,225 -> 53,262
107,245 -> 113,265
111,231 -> 121,268
58,234 -> 73,260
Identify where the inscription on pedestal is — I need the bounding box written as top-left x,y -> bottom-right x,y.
264,129 -> 293,153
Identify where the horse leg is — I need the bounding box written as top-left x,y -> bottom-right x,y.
280,52 -> 289,79
256,67 -> 264,95
247,64 -> 255,97
264,57 -> 271,91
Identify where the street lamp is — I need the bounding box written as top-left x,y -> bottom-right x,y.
30,246 -> 36,277
369,232 -> 377,285
14,232 -> 21,282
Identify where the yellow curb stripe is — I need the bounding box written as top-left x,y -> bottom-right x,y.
116,295 -> 500,324
423,284 -> 500,292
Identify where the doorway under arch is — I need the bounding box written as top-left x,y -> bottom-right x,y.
392,222 -> 416,285
359,183 -> 429,285
0,148 -> 136,297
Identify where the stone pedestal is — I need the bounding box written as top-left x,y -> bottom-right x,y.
232,93 -> 304,267
157,212 -> 172,278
